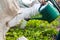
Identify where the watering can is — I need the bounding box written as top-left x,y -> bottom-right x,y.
24,1 -> 60,23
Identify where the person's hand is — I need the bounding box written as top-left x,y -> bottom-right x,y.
38,0 -> 46,5
19,20 -> 27,29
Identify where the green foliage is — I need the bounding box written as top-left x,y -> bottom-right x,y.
6,16 -> 60,40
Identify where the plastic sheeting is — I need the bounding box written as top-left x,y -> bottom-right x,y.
0,0 -> 20,40
0,0 -> 20,25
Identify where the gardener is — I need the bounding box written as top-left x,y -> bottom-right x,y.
8,0 -> 47,27
6,0 -> 59,29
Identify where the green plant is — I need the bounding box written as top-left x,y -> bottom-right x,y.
6,16 -> 60,40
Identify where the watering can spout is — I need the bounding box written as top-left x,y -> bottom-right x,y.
24,17 -> 45,21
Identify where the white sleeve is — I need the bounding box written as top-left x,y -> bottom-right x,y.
8,3 -> 40,27
19,3 -> 41,18
29,3 -> 41,16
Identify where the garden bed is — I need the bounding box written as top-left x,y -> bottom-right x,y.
6,16 -> 60,40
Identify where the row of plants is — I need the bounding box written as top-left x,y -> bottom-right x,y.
6,16 -> 60,40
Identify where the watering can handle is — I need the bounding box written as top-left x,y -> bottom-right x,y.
46,0 -> 60,12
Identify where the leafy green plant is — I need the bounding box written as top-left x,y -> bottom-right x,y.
6,16 -> 60,40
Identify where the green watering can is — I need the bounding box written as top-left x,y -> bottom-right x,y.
25,1 -> 60,23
